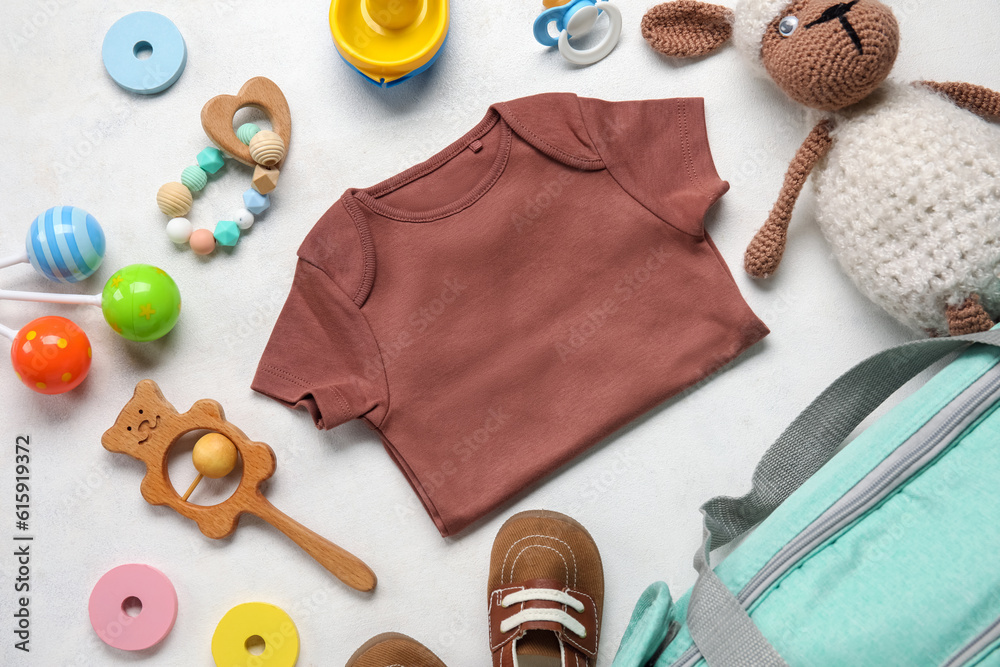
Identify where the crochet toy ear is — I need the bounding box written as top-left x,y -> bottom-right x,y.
641,1 -> 734,58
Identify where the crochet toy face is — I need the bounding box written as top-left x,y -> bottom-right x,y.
760,0 -> 899,110
642,0 -> 899,110
642,0 -> 1000,337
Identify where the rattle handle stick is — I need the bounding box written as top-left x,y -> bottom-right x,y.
181,474 -> 204,502
251,497 -> 377,592
0,323 -> 16,341
0,289 -> 102,307
0,251 -> 29,270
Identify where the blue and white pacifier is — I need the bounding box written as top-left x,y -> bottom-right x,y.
533,0 -> 622,66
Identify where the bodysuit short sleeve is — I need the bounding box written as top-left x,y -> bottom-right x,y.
577,96 -> 729,237
252,259 -> 387,430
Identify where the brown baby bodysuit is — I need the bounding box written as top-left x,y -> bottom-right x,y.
253,93 -> 768,536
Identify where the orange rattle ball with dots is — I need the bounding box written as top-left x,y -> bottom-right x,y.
181,433 -> 239,501
8,316 -> 92,394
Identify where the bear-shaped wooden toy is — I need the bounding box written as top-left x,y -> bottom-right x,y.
102,379 -> 377,592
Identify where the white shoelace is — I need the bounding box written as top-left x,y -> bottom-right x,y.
499,588 -> 587,638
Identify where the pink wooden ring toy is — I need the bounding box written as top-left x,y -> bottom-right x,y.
88,564 -> 178,651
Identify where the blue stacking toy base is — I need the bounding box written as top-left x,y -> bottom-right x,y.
340,32 -> 449,89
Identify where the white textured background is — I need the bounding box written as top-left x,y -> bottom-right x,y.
0,1 -> 997,665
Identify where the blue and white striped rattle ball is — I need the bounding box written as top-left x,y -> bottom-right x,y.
26,206 -> 106,283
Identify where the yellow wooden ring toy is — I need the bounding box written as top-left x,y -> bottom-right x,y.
211,602 -> 299,667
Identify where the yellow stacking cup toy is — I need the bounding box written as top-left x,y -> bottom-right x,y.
330,0 -> 449,87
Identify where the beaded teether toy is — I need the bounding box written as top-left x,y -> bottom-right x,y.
1,316 -> 92,395
156,77 -> 291,256
102,380 -> 377,593
0,206 -> 106,283
0,264 -> 181,342
533,0 -> 622,66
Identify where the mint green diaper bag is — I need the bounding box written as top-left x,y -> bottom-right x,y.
613,331 -> 1000,667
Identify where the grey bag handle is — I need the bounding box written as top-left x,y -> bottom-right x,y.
687,330 -> 1000,667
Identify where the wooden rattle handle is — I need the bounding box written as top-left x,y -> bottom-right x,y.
251,496 -> 377,592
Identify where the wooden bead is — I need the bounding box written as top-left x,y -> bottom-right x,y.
157,182 -> 193,217
192,433 -> 238,479
249,130 -> 285,167
252,165 -> 280,195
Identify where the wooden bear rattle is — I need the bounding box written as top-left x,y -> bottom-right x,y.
102,380 -> 377,592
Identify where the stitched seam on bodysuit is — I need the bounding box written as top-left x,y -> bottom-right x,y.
578,99 -> 702,238
677,99 -> 700,191
339,195 -> 377,306
258,365 -> 353,422
368,114 -> 502,198
496,101 -> 605,170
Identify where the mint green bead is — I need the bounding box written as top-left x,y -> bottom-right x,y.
181,165 -> 208,192
237,123 -> 261,146
197,147 -> 226,174
214,220 -> 240,246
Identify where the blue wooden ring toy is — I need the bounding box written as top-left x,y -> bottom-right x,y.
102,12 -> 187,95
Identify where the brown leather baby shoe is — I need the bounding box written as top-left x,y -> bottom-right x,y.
346,632 -> 448,667
488,510 -> 604,667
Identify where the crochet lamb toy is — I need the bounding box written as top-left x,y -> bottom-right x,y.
642,0 -> 1000,336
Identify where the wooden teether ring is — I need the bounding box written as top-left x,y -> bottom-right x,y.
101,380 -> 376,593
201,77 -> 291,168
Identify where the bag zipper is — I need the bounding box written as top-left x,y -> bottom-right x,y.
942,617 -> 1000,667
673,362 -> 1000,667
